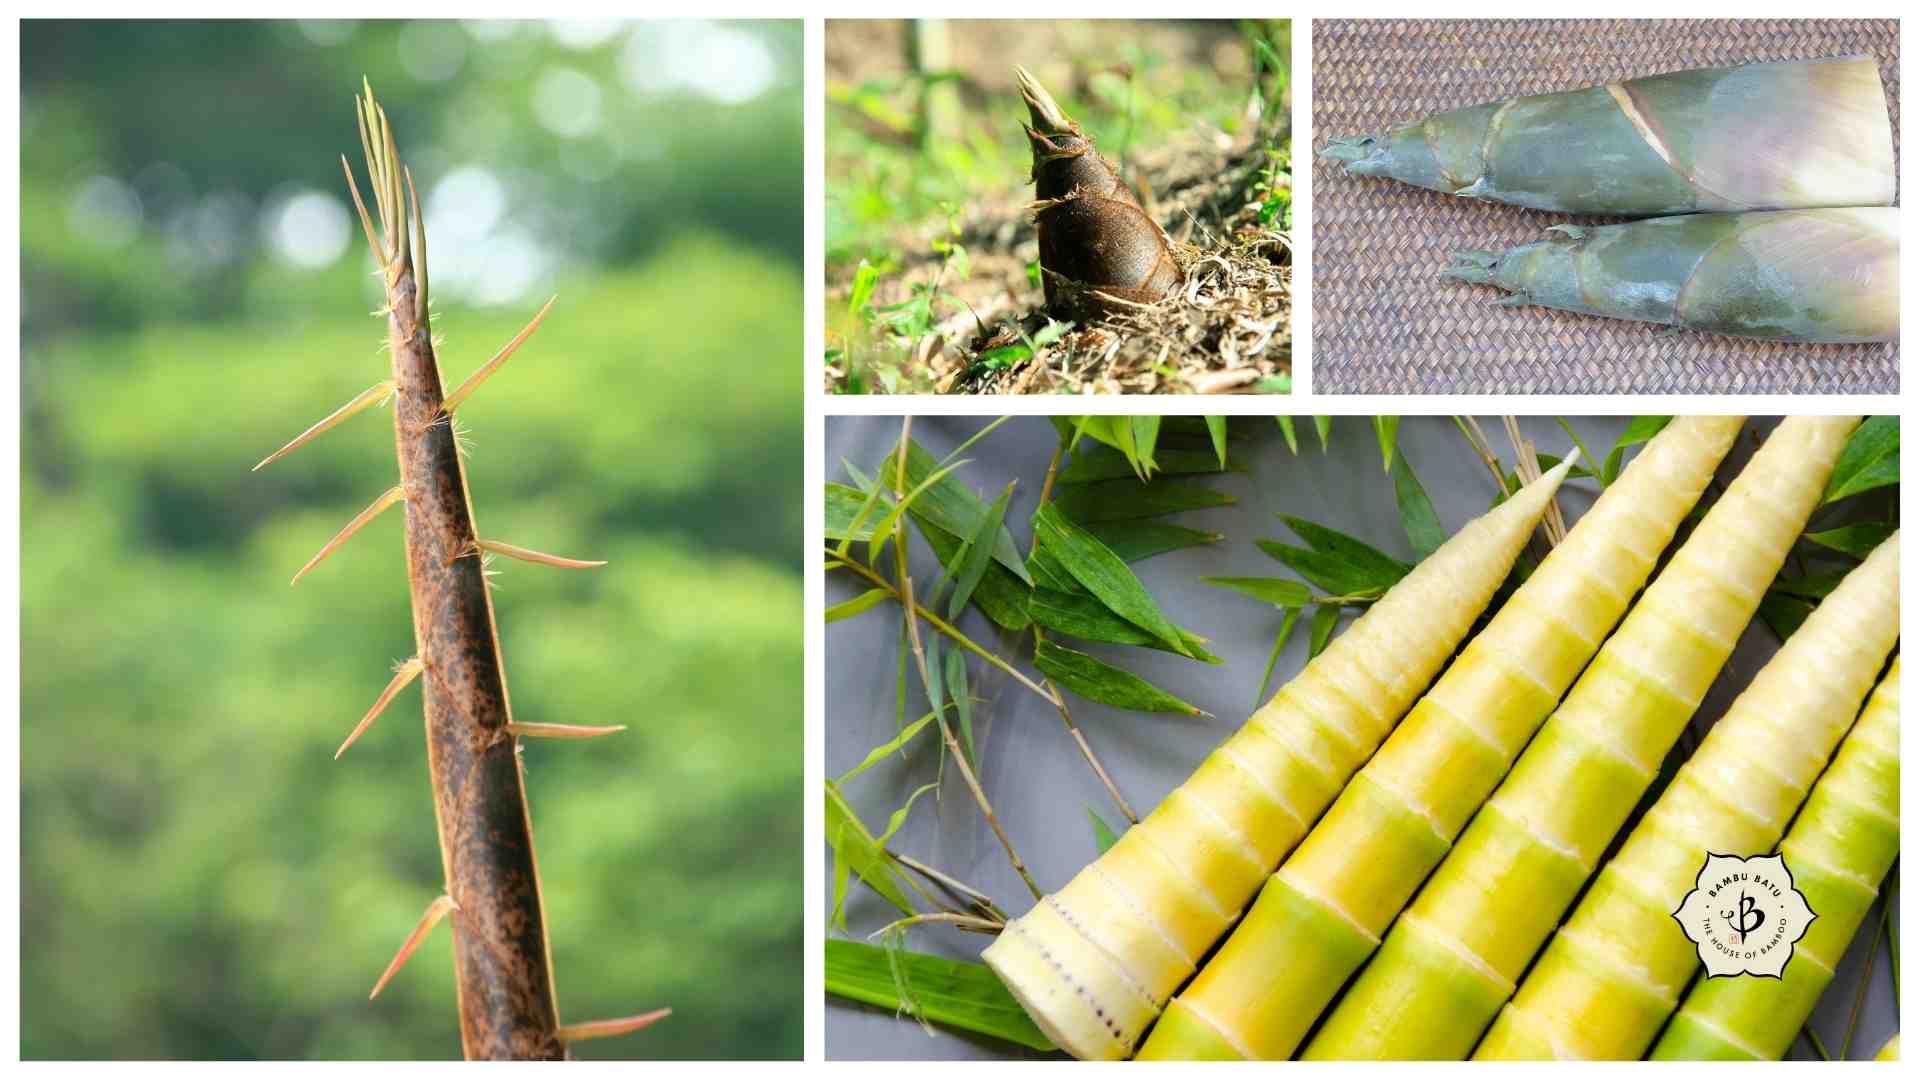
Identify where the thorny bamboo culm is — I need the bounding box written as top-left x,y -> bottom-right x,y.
254,82 -> 664,1060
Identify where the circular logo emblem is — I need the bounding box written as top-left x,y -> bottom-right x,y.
1671,852 -> 1817,978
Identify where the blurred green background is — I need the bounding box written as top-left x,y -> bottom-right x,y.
21,20 -> 802,1060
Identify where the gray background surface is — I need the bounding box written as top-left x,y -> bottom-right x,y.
824,415 -> 1898,1061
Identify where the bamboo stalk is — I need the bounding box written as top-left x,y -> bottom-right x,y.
1650,655 -> 1900,1060
983,456 -> 1578,1060
257,83 -> 661,1060
1302,416 -> 1859,1061
1138,417 -> 1742,1060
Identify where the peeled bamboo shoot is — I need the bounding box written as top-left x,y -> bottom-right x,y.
1878,1034 -> 1902,1061
982,457 -> 1577,1060
1651,657 -> 1901,1061
1321,57 -> 1895,216
1447,208 -> 1898,343
1303,416 -> 1859,1061
1476,535 -> 1897,1059
1137,417 -> 1743,1061
1017,66 -> 1181,316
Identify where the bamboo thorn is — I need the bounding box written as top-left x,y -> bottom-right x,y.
505,721 -> 626,739
476,539 -> 605,569
369,893 -> 460,1000
292,485 -> 406,585
253,380 -> 395,471
336,658 -> 424,759
440,295 -> 558,416
558,1008 -> 672,1044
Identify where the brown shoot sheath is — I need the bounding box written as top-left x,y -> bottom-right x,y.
360,90 -> 567,1061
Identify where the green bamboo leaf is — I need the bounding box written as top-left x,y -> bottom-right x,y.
1824,416 -> 1898,503
1087,808 -> 1119,855
1131,416 -> 1161,479
1372,416 -> 1400,473
937,416 -> 1014,469
944,650 -> 976,769
1806,521 -> 1897,560
1601,415 -> 1674,484
1049,477 -> 1236,523
1313,416 -> 1332,452
1034,640 -> 1204,716
867,458 -> 971,565
1207,416 -> 1231,465
1028,588 -> 1221,662
1255,540 -> 1396,598
878,782 -> 939,847
1758,590 -> 1817,642
827,587 -> 892,624
1308,604 -> 1340,658
881,440 -> 1032,583
914,514 -> 1031,631
1389,454 -> 1445,560
825,482 -> 893,542
825,782 -> 914,925
1255,606 -> 1303,706
1769,571 -> 1852,601
1082,520 -> 1222,562
1056,445 -> 1229,484
825,940 -> 1057,1053
1275,416 -> 1298,455
1026,545 -> 1084,595
1281,515 -> 1412,581
1201,576 -> 1312,608
948,483 -> 1013,620
1033,504 -> 1189,655
838,712 -> 936,785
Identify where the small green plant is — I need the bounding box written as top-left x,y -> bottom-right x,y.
253,82 -> 665,1060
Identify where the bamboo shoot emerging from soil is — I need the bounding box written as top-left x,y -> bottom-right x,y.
1303,416 -> 1860,1062
1475,535 -> 1898,1060
982,457 -> 1577,1061
257,85 -> 652,1060
1447,208 -> 1898,343
1320,57 -> 1895,216
1138,417 -> 1744,1061
1017,66 -> 1182,316
1651,656 -> 1901,1061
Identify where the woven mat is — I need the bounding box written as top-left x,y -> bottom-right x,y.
1312,19 -> 1900,394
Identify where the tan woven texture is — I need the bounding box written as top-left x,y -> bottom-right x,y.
1312,19 -> 1899,394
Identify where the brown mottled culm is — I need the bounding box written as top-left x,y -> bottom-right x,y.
254,82 -> 665,1060
1018,66 -> 1182,317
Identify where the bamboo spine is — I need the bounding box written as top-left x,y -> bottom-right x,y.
1475,535 -> 1898,1059
1651,656 -> 1901,1061
1302,416 -> 1860,1061
1137,417 -> 1743,1061
982,457 -> 1577,1060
